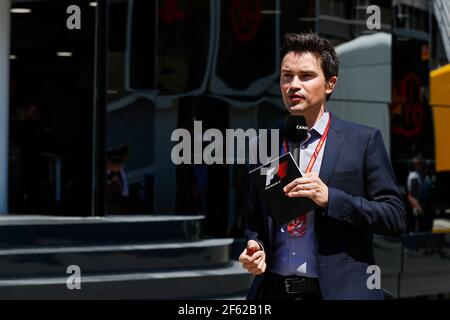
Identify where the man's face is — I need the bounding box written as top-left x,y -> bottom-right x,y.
280,51 -> 336,116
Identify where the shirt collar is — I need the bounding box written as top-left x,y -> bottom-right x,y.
309,111 -> 329,136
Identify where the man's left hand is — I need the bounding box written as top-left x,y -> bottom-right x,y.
283,172 -> 328,208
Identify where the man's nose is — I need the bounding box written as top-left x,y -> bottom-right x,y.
290,75 -> 302,90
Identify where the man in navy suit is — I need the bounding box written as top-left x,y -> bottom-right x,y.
239,33 -> 405,300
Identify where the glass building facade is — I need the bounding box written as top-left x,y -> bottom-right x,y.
1,0 -> 449,237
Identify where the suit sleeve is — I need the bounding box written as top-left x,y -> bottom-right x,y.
326,129 -> 406,236
245,175 -> 267,250
245,138 -> 268,250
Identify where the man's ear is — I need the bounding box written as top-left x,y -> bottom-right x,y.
325,76 -> 337,95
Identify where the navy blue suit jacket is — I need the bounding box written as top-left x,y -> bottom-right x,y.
246,113 -> 406,300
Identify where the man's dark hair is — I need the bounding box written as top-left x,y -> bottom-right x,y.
280,32 -> 340,100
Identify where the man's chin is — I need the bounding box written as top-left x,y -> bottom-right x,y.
287,105 -> 307,115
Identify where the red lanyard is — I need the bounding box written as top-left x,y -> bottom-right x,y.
283,114 -> 331,173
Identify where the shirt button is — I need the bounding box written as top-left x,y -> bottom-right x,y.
292,252 -> 296,256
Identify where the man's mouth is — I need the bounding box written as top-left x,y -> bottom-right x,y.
288,93 -> 306,103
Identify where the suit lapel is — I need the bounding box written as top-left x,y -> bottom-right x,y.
319,114 -> 346,186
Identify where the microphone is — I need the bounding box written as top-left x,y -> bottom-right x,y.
282,115 -> 308,143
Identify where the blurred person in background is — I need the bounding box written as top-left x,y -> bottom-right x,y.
407,155 -> 435,232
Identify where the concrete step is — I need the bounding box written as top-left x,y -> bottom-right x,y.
0,215 -> 204,247
0,239 -> 234,278
0,261 -> 253,299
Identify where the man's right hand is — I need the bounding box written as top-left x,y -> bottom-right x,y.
239,240 -> 266,275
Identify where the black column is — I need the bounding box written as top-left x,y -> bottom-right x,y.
92,0 -> 108,216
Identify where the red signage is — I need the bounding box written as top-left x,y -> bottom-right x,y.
392,73 -> 424,138
231,0 -> 262,42
159,0 -> 184,24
